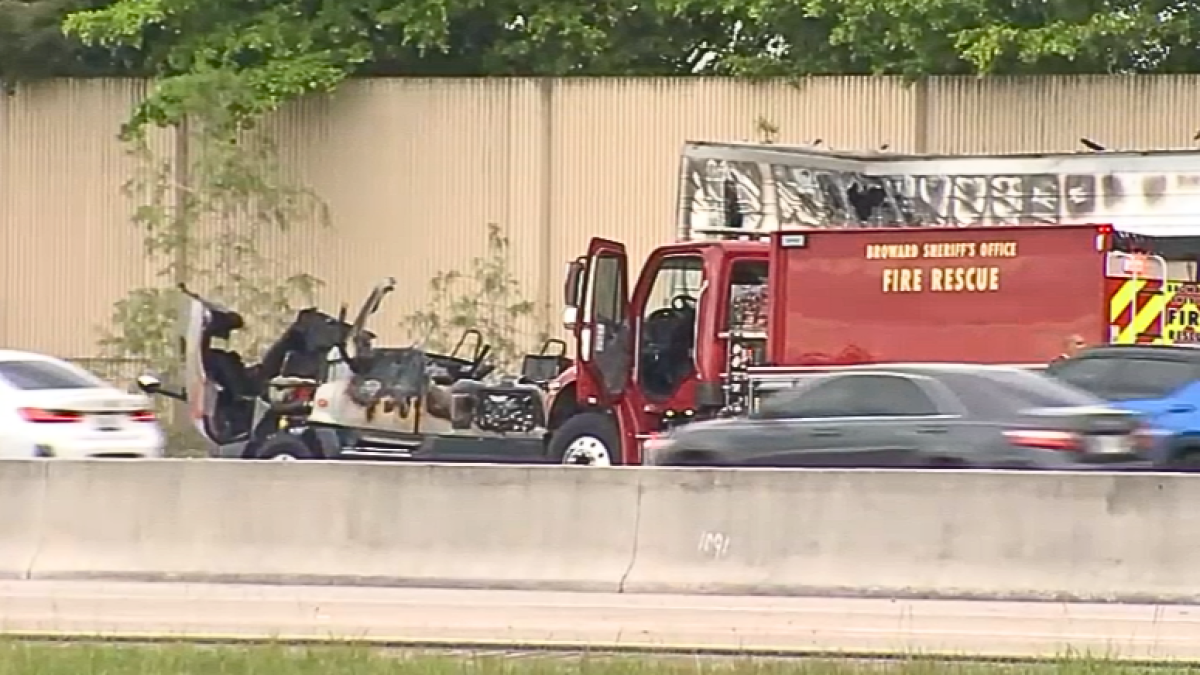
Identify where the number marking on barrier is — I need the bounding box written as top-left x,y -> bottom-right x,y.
697,531 -> 731,560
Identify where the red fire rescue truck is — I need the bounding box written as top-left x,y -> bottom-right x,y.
533,141 -> 1200,465
539,222 -> 1196,466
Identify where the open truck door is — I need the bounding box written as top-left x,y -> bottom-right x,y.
567,238 -> 632,404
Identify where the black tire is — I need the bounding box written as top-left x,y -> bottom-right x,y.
547,411 -> 621,466
255,433 -> 318,461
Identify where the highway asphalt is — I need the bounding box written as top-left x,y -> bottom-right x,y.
1,580 -> 1198,660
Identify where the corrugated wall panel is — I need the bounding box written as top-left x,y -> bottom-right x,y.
925,75 -> 1200,154
0,79 -> 170,357
256,78 -> 545,350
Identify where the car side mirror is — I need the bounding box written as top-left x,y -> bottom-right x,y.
135,373 -> 162,394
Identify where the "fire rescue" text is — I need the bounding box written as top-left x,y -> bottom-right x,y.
865,241 -> 1018,260
882,267 -> 1001,293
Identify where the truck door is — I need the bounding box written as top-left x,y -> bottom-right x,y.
577,238 -> 631,402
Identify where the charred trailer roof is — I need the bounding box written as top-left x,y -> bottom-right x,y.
677,140 -> 1200,240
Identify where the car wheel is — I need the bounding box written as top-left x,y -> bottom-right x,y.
548,412 -> 620,466
255,433 -> 318,461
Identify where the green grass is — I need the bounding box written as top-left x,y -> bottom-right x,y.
0,643 -> 1188,675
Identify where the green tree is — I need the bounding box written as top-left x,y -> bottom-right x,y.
33,0 -> 1200,85
60,0 -> 465,136
57,0 -> 738,87
362,2 -> 748,75
660,0 -> 1200,76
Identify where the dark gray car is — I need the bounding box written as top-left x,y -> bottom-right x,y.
647,364 -> 1155,469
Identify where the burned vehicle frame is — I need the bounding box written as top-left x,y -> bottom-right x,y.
139,280 -> 575,461
302,291 -> 575,462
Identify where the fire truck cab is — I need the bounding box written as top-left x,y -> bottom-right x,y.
546,237 -> 770,465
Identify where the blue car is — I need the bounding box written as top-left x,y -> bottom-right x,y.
1045,344 -> 1200,467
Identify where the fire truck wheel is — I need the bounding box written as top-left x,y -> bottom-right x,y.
550,412 -> 620,466
256,433 -> 318,461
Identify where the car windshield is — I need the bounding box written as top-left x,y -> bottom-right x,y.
1050,355 -> 1199,401
1115,358 -> 1199,399
0,360 -> 103,390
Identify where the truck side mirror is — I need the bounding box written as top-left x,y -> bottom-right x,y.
563,260 -> 584,307
562,260 -> 585,330
135,373 -> 162,394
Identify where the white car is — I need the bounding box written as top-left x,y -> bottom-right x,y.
0,350 -> 166,459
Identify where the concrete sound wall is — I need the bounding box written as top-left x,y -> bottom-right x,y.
2,460 -> 1199,602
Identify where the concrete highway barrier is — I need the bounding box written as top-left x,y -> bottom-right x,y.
621,468 -> 1200,601
0,461 -> 45,580
19,460 -> 638,592
1,459 -> 1198,602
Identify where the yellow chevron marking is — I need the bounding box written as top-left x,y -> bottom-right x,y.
1108,278 -> 1176,344
1109,278 -> 1142,323
1123,292 -> 1167,343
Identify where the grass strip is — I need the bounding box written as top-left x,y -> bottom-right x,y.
0,642 -> 1190,675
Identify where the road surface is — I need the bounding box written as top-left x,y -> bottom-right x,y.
1,580 -> 1198,660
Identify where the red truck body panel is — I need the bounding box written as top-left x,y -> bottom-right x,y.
766,224 -> 1110,366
